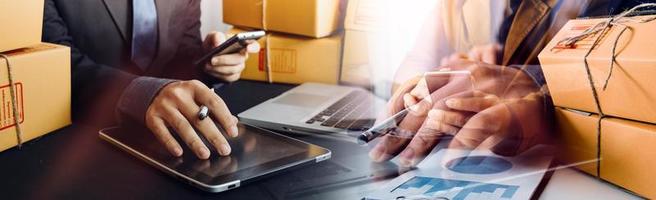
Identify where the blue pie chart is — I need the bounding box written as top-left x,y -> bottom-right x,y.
446,156 -> 512,174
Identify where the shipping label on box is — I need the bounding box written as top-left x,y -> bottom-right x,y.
555,107 -> 656,199
223,0 -> 341,38
0,83 -> 25,130
0,0 -> 44,52
258,48 -> 297,74
229,28 -> 342,84
0,43 -> 71,152
538,15 -> 656,124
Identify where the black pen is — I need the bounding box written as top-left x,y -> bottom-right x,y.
357,108 -> 410,144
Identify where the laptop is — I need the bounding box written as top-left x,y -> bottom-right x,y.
238,83 -> 387,136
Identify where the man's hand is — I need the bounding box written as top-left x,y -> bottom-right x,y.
145,80 -> 239,159
444,92 -> 549,156
379,76 -> 423,122
202,31 -> 260,82
370,61 -> 546,166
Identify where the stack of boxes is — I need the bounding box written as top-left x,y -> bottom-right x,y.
0,0 -> 72,152
223,0 -> 345,84
538,15 -> 656,198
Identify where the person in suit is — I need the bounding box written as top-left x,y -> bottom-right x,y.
42,0 -> 259,159
370,0 -> 654,166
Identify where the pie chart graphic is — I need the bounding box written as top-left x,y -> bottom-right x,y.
446,156 -> 513,174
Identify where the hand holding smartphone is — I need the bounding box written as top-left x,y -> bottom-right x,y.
194,30 -> 266,66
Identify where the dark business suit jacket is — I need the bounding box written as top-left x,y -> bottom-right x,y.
42,0 -> 205,126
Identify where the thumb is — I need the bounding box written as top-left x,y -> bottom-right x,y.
246,41 -> 261,54
383,76 -> 422,121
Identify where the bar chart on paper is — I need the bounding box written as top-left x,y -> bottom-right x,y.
366,148 -> 553,200
392,176 -> 519,200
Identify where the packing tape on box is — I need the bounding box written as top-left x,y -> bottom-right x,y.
260,0 -> 273,83
0,54 -> 24,149
551,3 -> 656,178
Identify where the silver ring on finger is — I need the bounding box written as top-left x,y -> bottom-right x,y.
198,105 -> 209,120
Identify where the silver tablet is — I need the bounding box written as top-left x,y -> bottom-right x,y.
99,123 -> 331,193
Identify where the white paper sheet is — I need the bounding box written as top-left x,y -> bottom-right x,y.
364,146 -> 554,200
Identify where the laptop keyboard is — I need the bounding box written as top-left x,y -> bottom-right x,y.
305,91 -> 375,131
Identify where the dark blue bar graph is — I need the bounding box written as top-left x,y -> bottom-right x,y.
393,176 -> 519,200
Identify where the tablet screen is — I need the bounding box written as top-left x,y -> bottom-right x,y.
100,123 -> 329,189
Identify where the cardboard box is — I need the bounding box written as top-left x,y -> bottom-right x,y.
539,15 -> 656,124
554,108 -> 603,175
343,0 -> 385,31
0,0 -> 44,52
340,30 -> 371,86
229,28 -> 341,84
341,30 -> 386,87
555,107 -> 656,198
223,0 -> 341,38
339,0 -> 385,87
0,43 -> 71,152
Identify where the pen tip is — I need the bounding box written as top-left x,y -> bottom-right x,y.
356,134 -> 369,145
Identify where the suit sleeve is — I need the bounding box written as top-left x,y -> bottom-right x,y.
42,0 -> 175,125
508,65 -> 547,88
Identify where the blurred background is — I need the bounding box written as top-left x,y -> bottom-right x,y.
200,1 -> 230,36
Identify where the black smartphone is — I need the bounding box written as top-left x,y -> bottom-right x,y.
194,30 -> 266,66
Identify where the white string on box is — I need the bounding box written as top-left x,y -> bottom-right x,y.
0,54 -> 24,149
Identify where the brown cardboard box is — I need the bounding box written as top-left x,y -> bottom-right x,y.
229,28 -> 342,84
0,43 -> 71,152
340,30 -> 382,87
538,15 -> 656,124
0,0 -> 44,52
555,107 -> 656,198
554,108 -> 598,175
341,30 -> 371,87
340,0 -> 385,87
223,0 -> 341,38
